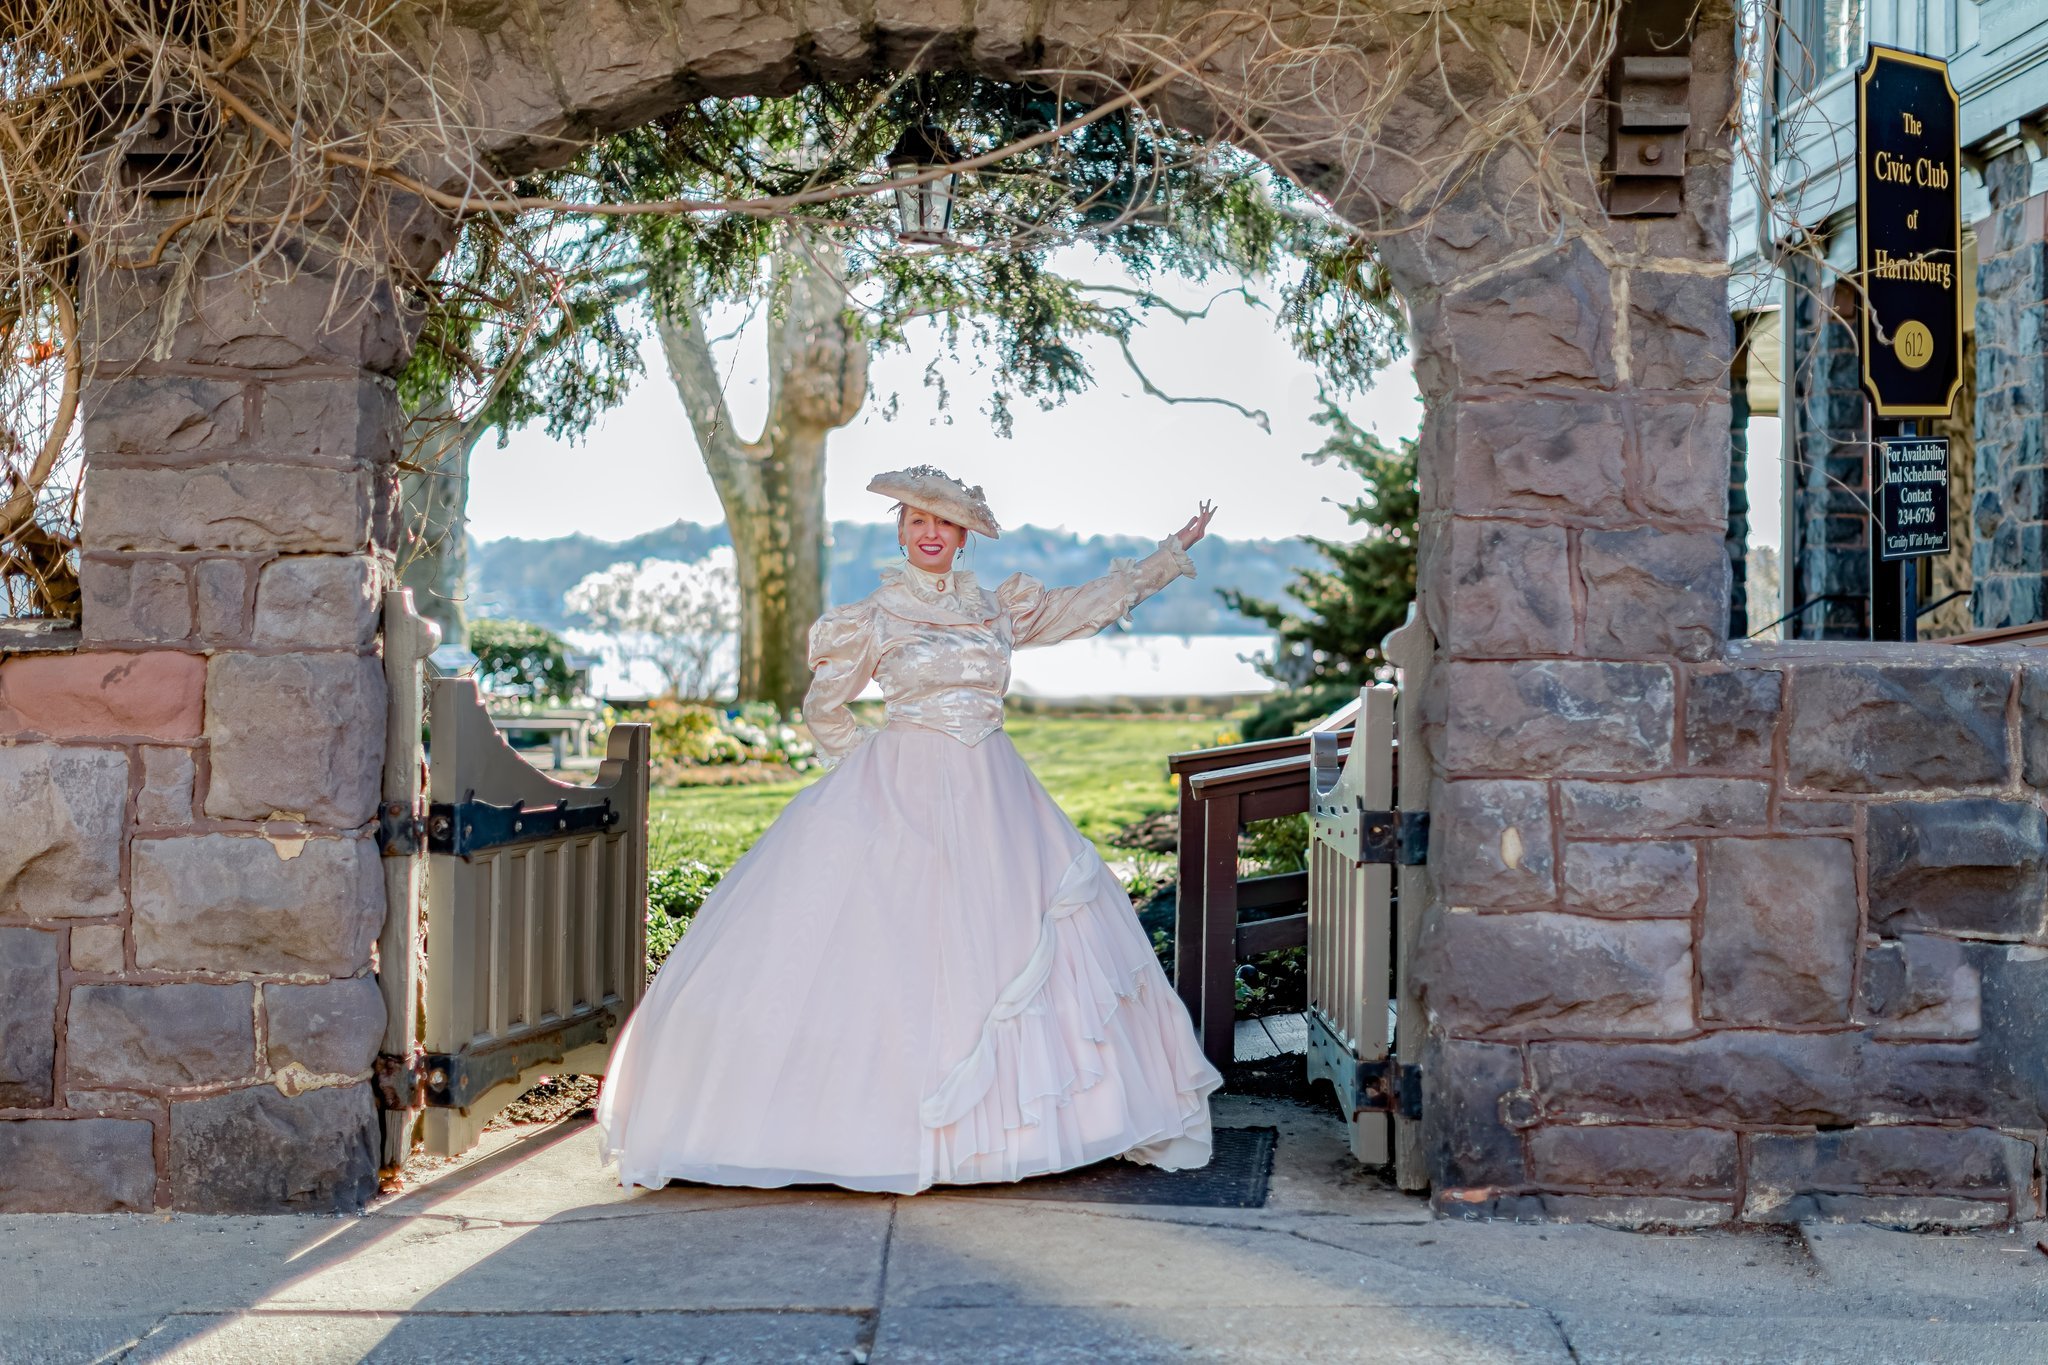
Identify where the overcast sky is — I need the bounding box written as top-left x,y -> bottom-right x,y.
466,263 -> 1425,547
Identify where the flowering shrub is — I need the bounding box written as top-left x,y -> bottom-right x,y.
615,697 -> 820,782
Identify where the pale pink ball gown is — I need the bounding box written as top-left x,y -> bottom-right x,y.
595,537 -> 1224,1193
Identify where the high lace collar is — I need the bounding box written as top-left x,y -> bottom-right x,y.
898,559 -> 969,603
875,560 -> 996,626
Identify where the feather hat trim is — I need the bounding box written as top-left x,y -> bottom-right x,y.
867,465 -> 1002,539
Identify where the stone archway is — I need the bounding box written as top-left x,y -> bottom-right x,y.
13,0 -> 2041,1223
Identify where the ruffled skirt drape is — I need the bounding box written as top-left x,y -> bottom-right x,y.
594,723 -> 1223,1194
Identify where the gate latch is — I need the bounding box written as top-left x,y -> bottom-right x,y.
1358,1060 -> 1423,1120
1360,810 -> 1430,867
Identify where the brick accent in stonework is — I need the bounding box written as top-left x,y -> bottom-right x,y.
1972,147 -> 2048,629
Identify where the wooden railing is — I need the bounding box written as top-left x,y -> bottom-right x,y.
1168,714 -> 1354,1073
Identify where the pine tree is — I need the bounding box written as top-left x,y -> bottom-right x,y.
1221,396 -> 1418,739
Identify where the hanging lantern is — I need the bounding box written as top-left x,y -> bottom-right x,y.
886,123 -> 964,243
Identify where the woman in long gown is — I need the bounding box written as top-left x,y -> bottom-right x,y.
595,464 -> 1225,1194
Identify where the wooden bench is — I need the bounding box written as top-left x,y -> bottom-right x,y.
488,709 -> 599,768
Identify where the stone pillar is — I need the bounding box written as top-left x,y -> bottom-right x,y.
1971,147 -> 2048,629
0,213 -> 414,1212
1784,258 -> 1869,640
1396,10 -> 2045,1228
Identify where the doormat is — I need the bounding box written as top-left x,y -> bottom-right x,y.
944,1127 -> 1276,1208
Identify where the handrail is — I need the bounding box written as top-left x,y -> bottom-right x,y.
1166,725 -> 1354,777
1940,620 -> 2048,647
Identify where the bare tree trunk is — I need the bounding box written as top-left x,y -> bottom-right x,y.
398,394 -> 485,649
653,241 -> 867,712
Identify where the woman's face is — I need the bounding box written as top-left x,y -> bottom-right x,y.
899,506 -> 966,573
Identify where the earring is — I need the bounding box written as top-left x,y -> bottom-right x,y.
898,543 -> 908,558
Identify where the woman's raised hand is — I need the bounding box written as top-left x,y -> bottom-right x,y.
1174,500 -> 1217,551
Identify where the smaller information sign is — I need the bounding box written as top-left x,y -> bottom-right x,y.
1876,436 -> 1951,561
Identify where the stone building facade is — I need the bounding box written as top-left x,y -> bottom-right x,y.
1,0 -> 2043,1224
1737,1 -> 2048,639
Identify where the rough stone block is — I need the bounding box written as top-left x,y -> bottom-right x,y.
1439,520 -> 1574,656
1439,661 -> 1674,775
0,929 -> 59,1106
1444,240 -> 1618,387
264,978 -> 385,1077
1634,400 -> 1734,522
1561,841 -> 1698,917
1684,668 -> 1781,771
67,983 -> 256,1089
1526,1125 -> 1737,1192
254,556 -> 381,648
1450,399 -> 1627,517
1628,271 -> 1735,390
133,834 -> 381,977
1700,838 -> 1859,1026
138,745 -> 196,827
69,924 -> 127,976
80,558 -> 192,644
1860,935 -> 1981,1039
82,376 -> 245,461
195,558 -> 253,641
1778,800 -> 1855,831
0,1118 -> 157,1213
2024,665 -> 2048,789
1419,910 -> 1693,1038
1422,1036 -> 1528,1194
1785,663 -> 2012,792
83,464 -> 371,554
204,653 -> 383,825
1432,780 -> 1556,907
180,259 -> 409,373
0,746 -> 127,920
1530,1033 -> 1865,1126
256,378 -> 402,465
169,1082 -> 379,1213
1580,528 -> 1727,661
1743,1128 -> 2033,1223
0,651 -> 204,740
1867,800 -> 2048,938
1559,778 -> 1771,836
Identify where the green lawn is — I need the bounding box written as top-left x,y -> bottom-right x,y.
646,711 -> 1235,873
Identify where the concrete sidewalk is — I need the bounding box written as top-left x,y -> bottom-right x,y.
4,1094 -> 2045,1365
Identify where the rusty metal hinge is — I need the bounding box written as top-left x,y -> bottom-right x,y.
1361,810 -> 1430,866
1358,1060 -> 1423,1120
373,1052 -> 425,1110
375,800 -> 423,857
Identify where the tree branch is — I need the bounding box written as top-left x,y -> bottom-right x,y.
1112,332 -> 1270,432
647,290 -> 753,478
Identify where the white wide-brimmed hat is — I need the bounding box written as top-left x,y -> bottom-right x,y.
868,465 -> 1002,539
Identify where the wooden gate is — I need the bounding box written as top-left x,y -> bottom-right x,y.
377,591 -> 651,1160
1305,684 -> 1405,1164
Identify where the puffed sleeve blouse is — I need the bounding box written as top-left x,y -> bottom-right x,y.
801,535 -> 1197,768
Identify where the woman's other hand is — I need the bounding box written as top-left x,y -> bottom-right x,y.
1174,500 -> 1217,551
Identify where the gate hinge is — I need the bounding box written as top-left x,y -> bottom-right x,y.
426,794 -> 620,859
375,800 -> 424,857
1358,1060 -> 1423,1120
1361,810 -> 1430,866
373,1051 -> 425,1110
